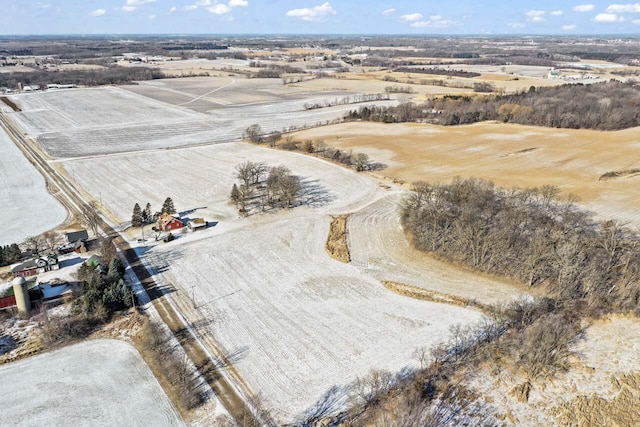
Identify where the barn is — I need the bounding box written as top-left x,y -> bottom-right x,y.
157,213 -> 183,232
11,254 -> 59,278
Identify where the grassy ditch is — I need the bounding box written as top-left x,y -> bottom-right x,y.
325,214 -> 351,263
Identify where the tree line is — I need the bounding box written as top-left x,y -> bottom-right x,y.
242,124 -> 378,172
393,67 -> 481,78
346,80 -> 640,130
0,66 -> 166,90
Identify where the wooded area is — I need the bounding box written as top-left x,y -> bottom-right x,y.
347,81 -> 640,130
401,177 -> 640,313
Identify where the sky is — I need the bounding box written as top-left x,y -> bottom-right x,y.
1,0 -> 640,35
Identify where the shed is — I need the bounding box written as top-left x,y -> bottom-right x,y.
66,229 -> 89,244
187,218 -> 207,231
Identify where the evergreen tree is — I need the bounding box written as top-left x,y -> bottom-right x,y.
161,197 -> 176,214
107,258 -> 125,281
6,244 -> 21,264
131,203 -> 143,227
230,183 -> 241,205
0,246 -> 5,267
143,202 -> 152,224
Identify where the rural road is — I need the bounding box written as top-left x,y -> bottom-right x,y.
0,111 -> 261,425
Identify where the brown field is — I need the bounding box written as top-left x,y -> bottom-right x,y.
294,121 -> 640,226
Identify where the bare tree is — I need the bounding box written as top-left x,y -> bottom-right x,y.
249,161 -> 268,185
243,124 -> 264,143
26,235 -> 43,256
81,202 -> 100,238
235,161 -> 253,189
265,131 -> 282,147
353,152 -> 369,171
42,231 -> 61,253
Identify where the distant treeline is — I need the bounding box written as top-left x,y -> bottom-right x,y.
393,67 -> 481,78
401,177 -> 640,314
347,81 -> 640,130
0,66 -> 165,89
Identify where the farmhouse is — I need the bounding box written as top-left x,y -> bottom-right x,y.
157,212 -> 183,232
187,217 -> 207,231
11,254 -> 59,278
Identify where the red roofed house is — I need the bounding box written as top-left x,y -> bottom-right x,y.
157,212 -> 183,232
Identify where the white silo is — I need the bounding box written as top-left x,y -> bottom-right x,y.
12,276 -> 31,315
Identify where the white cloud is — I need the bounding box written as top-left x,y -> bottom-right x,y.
400,12 -> 423,22
196,0 -> 211,5
607,3 -> 640,12
382,8 -> 395,15
573,4 -> 595,12
35,2 -> 51,8
148,14 -> 156,19
410,15 -> 456,28
125,0 -> 156,5
595,12 -> 620,21
90,8 -> 106,16
286,2 -> 337,22
169,6 -> 177,12
550,10 -> 564,16
229,0 -> 248,6
526,10 -> 546,22
634,18 -> 640,23
562,24 -> 577,29
120,0 -> 157,12
208,3 -> 231,14
508,22 -> 525,28
183,5 -> 198,10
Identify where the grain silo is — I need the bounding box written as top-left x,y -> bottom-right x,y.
12,276 -> 31,315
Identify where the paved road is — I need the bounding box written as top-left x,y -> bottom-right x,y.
0,111 -> 261,425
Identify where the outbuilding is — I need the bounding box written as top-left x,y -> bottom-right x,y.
187,218 -> 207,231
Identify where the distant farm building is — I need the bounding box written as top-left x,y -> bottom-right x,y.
11,254 -> 59,278
187,218 -> 207,231
157,213 -> 183,232
57,230 -> 89,254
66,230 -> 89,244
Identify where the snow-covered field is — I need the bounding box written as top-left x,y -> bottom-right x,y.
0,339 -> 184,426
8,86 -> 396,157
0,125 -> 66,245
146,212 -> 483,423
60,141 -> 376,224
59,143 -> 485,422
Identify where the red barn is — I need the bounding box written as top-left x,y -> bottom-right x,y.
157,213 -> 183,232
